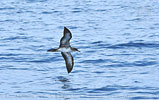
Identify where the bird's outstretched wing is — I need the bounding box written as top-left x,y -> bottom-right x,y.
61,52 -> 74,73
60,27 -> 72,47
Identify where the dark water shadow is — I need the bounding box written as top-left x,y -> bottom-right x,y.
55,76 -> 72,100
57,76 -> 71,90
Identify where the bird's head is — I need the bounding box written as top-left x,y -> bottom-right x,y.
71,47 -> 80,52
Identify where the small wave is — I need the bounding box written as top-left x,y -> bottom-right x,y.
0,19 -> 15,23
41,11 -> 60,14
57,26 -> 78,30
108,42 -> 159,49
106,61 -> 157,68
90,41 -> 159,49
93,86 -> 118,92
91,41 -> 103,44
0,7 -> 15,10
72,10 -> 82,13
130,96 -> 159,100
132,91 -> 159,95
95,9 -> 107,12
26,0 -> 48,3
91,85 -> 159,92
1,36 -> 31,41
80,59 -> 112,64
72,70 -> 87,73
93,71 -> 105,74
124,18 -> 142,22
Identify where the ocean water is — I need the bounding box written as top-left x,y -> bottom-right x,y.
0,0 -> 159,100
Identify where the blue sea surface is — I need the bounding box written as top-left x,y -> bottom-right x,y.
0,0 -> 159,100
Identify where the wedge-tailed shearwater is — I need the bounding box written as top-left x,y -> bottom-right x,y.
47,27 -> 80,73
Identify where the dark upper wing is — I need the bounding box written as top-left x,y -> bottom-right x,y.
61,52 -> 74,73
60,27 -> 72,47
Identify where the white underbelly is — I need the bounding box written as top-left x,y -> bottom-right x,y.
58,48 -> 72,52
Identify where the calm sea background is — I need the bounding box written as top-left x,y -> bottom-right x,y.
0,0 -> 159,100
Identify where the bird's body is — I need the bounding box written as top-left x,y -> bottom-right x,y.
54,47 -> 72,52
48,27 -> 79,73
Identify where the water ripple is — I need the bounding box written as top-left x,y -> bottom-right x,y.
109,42 -> 159,49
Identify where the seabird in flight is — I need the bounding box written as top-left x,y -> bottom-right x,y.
48,27 -> 80,73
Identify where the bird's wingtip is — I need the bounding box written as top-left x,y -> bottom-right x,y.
64,27 -> 69,31
64,26 -> 67,29
63,26 -> 71,34
67,68 -> 72,74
